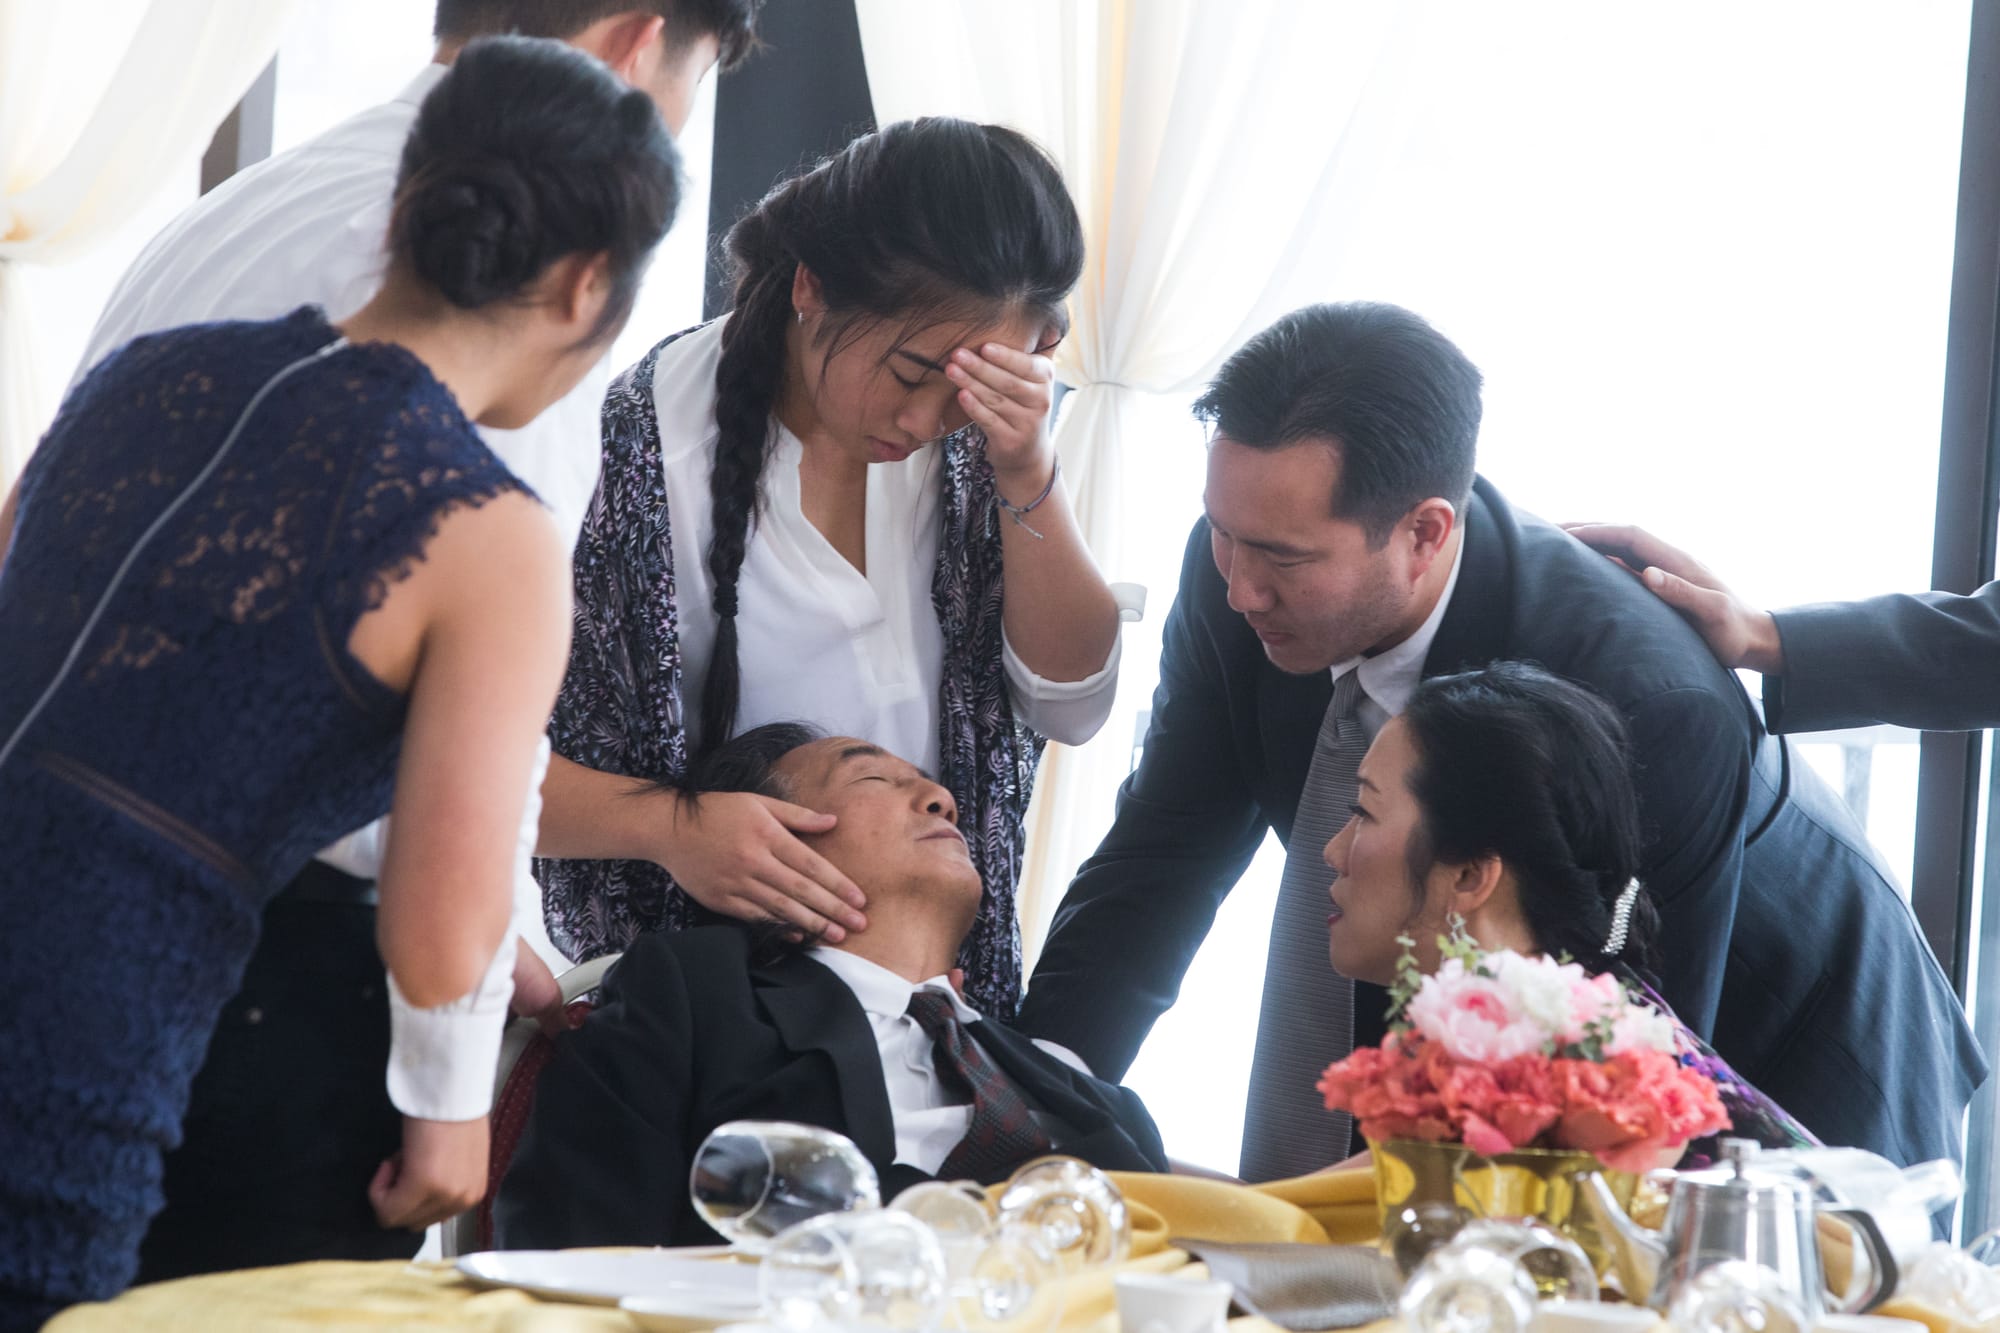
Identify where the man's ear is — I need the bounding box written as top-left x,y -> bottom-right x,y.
582,12 -> 666,83
1404,497 -> 1458,574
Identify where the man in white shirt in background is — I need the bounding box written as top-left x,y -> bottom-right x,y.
75,0 -> 762,1282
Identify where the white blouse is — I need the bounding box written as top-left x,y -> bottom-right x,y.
650,319 -> 1121,771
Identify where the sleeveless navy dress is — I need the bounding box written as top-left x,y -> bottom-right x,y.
0,307 -> 531,1324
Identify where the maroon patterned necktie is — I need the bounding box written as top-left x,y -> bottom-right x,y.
906,988 -> 1052,1182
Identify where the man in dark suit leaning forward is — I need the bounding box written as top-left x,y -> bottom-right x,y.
497,724 -> 1167,1248
1018,302 -> 1983,1177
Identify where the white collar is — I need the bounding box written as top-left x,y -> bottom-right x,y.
807,945 -> 981,1025
1326,535 -> 1465,717
394,63 -> 449,108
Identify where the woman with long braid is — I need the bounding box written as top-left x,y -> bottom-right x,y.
534,119 -> 1121,1016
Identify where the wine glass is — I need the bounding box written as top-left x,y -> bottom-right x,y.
1383,1199 -> 1472,1277
1446,1219 -> 1598,1303
1660,1259 -> 1810,1333
993,1157 -> 1129,1275
1396,1243 -> 1538,1333
691,1120 -> 882,1246
892,1180 -> 1060,1333
759,1209 -> 950,1333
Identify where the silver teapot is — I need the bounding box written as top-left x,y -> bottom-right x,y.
1578,1138 -> 1898,1318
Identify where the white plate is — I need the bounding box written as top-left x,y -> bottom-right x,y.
1813,1316 -> 1927,1333
622,1298 -> 782,1333
455,1247 -> 760,1309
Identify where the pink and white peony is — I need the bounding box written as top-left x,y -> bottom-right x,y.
1402,958 -> 1546,1063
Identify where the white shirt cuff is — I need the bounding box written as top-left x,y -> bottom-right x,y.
1000,584 -> 1143,745
1031,1037 -> 1094,1076
385,935 -> 516,1122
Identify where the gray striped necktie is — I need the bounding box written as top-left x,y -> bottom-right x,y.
1239,668 -> 1369,1182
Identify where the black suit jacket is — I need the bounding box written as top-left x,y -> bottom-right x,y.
1765,582 -> 2000,733
1019,478 -> 1984,1166
495,927 -> 1168,1249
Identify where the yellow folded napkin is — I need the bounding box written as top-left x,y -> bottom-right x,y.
1109,1167 -> 1377,1251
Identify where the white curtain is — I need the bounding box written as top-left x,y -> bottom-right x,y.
0,0 -> 298,490
856,0 -> 1416,954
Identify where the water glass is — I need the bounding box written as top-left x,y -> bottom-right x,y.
891,1179 -> 1058,1332
759,1209 -> 950,1333
1660,1259 -> 1809,1333
994,1157 -> 1130,1274
1448,1219 -> 1598,1303
1398,1244 -> 1539,1333
692,1120 -> 882,1246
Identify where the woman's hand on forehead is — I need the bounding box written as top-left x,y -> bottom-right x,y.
946,342 -> 1056,477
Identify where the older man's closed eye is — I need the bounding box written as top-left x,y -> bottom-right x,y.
494,723 -> 1168,1249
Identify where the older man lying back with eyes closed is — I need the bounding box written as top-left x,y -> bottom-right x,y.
495,723 -> 1168,1248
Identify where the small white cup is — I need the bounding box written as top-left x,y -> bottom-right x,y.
1114,1272 -> 1233,1333
1529,1304 -> 1664,1333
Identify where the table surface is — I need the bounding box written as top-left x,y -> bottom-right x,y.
39,1167 -> 1972,1332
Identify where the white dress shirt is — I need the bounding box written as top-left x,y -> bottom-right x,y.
650,319 -> 1122,768
1326,537 -> 1466,736
806,946 -> 1088,1173
71,64 -> 607,1121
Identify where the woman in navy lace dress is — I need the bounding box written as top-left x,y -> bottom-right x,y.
1318,663 -> 1814,1164
533,120 -> 1128,1019
0,38 -> 678,1325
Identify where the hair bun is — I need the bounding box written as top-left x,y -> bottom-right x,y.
615,89 -> 658,142
399,158 -> 545,309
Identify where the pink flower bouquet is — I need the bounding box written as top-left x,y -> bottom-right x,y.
1318,942 -> 1729,1172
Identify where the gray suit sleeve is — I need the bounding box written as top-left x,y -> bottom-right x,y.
1764,583 -> 2000,733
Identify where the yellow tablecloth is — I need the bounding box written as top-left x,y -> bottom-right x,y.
38,1167 -> 1973,1332
45,1170 -> 1387,1333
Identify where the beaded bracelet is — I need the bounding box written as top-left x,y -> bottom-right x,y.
997,457 -> 1060,539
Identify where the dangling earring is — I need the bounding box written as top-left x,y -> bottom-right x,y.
795,309 -> 805,325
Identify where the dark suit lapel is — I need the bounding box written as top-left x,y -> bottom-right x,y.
966,1021 -> 1162,1171
1424,478 -> 1515,680
750,954 -> 900,1175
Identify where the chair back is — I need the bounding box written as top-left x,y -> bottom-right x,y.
439,951 -> 622,1256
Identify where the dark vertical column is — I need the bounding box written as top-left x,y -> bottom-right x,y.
703,0 -> 875,317
1925,0 -> 2000,1236
200,57 -> 279,195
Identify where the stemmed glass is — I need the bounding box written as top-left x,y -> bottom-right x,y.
1396,1243 -> 1539,1333
690,1120 -> 882,1247
1447,1219 -> 1598,1303
760,1209 -> 951,1333
892,1180 -> 1061,1333
1660,1259 -> 1811,1333
992,1157 -> 1130,1276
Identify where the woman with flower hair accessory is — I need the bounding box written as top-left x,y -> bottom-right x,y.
1318,661 -> 1813,1166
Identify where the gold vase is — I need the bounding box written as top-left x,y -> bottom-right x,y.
1371,1137 -> 1640,1286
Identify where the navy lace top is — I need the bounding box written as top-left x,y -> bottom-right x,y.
0,306 -> 530,1313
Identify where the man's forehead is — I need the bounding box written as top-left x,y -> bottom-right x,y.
776,738 -> 895,786
1204,435 -> 1350,543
